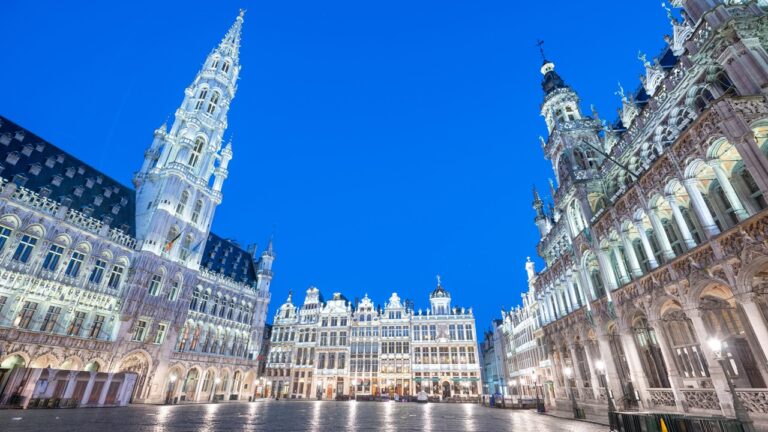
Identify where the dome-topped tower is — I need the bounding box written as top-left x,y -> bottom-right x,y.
430,275 -> 451,315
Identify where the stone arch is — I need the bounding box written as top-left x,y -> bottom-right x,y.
0,352 -> 29,369
22,223 -> 46,238
59,355 -> 84,371
0,214 -> 21,229
116,350 -> 152,401
52,233 -> 72,247
30,353 -> 60,368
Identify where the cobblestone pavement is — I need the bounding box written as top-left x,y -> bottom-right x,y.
0,400 -> 608,431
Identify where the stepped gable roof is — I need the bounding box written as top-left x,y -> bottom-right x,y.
0,115 -> 136,236
201,232 -> 259,286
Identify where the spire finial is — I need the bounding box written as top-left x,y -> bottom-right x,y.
436,274 -> 442,286
536,39 -> 546,62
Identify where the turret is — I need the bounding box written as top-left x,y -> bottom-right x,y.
533,186 -> 551,238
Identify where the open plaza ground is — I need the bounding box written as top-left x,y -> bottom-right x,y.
0,400 -> 607,431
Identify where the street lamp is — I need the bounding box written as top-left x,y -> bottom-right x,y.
595,360 -> 616,427
212,378 -> 221,402
531,370 -> 544,413
564,367 -> 580,419
166,375 -> 177,405
708,338 -> 755,432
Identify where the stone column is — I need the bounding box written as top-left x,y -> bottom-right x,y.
711,162 -> 750,221
683,178 -> 720,238
666,195 -> 697,249
685,310 -> 734,417
565,276 -> 581,309
737,293 -> 768,368
596,249 -> 619,291
97,374 -> 114,406
633,221 -> 659,269
620,232 -> 644,277
611,246 -> 631,285
647,320 -> 689,413
647,210 -> 676,261
577,266 -> 597,303
560,285 -> 573,314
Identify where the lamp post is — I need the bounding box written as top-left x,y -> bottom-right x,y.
165,375 -> 177,405
212,378 -> 221,402
595,360 -> 617,428
708,338 -> 755,432
532,370 -> 544,413
564,367 -> 580,419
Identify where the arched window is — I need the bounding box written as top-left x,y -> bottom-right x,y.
190,289 -> 201,310
222,61 -> 231,73
176,190 -> 189,215
188,138 -> 204,168
194,89 -> 208,110
211,58 -> 219,70
207,92 -> 220,115
661,310 -> 709,379
191,199 -> 203,223
148,273 -> 163,296
632,316 -> 670,388
200,290 -> 209,313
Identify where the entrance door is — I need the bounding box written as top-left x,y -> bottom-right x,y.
442,381 -> 451,399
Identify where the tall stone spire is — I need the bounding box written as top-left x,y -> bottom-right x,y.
133,11 -> 247,265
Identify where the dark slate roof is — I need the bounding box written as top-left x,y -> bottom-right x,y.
0,115 -> 261,286
0,115 -> 136,236
201,232 -> 259,286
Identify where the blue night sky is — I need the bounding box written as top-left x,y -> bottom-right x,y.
1,1 -> 671,332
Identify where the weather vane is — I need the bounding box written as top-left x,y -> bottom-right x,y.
436,274 -> 442,286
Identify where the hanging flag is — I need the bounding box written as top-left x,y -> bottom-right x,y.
164,232 -> 182,252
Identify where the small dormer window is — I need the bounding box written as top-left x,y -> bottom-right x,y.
65,167 -> 76,178
14,130 -> 25,141
5,152 -> 20,166
28,163 -> 42,176
45,156 -> 56,168
51,175 -> 63,186
0,133 -> 11,145
85,178 -> 95,188
73,186 -> 84,197
21,144 -> 33,156
93,195 -> 103,206
35,143 -> 45,152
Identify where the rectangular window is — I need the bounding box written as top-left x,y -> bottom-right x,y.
133,320 -> 148,342
89,315 -> 105,339
429,325 -> 436,341
466,325 -> 473,341
449,325 -> 456,340
0,226 -> 12,252
67,311 -> 86,336
413,325 -> 420,341
42,244 -> 64,271
107,265 -> 124,289
12,234 -> 37,263
17,301 -> 38,329
339,331 -> 347,346
89,259 -> 107,284
458,325 -> 465,341
154,323 -> 167,344
0,295 -> 7,315
40,305 -> 62,333
148,274 -> 162,296
64,251 -> 85,277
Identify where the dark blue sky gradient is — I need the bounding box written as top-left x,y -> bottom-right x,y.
1,1 -> 671,330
